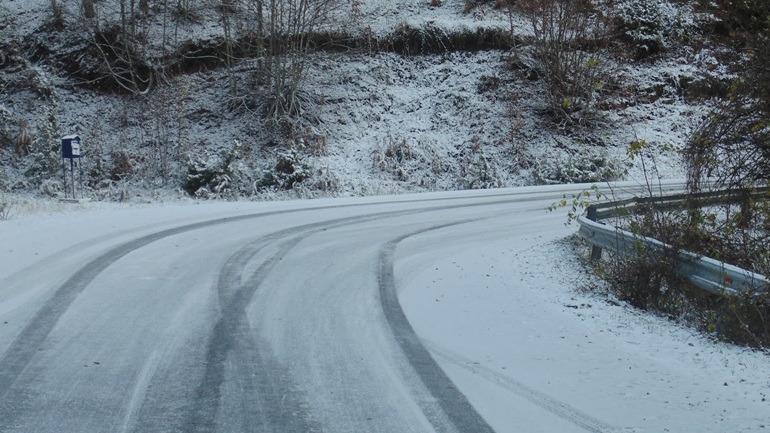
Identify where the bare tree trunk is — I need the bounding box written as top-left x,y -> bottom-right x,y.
221,0 -> 236,95
162,0 -> 169,53
256,0 -> 264,81
83,0 -> 96,19
130,0 -> 136,37
120,0 -> 127,34
50,0 -> 62,21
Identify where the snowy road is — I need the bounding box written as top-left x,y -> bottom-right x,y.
1,184 -> 769,433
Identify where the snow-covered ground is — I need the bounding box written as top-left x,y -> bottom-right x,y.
4,1 -> 766,428
402,238 -> 770,432
1,189 -> 768,432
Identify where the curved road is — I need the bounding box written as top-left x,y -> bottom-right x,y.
0,184 -> 678,432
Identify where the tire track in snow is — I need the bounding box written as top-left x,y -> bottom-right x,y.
177,214 -> 397,433
381,222 -> 618,433
379,221 -> 496,433
0,188 -> 583,431
0,200 -> 408,404
180,211 -> 514,432
0,208 -> 346,429
130,208 -> 465,432
179,233 -> 317,433
425,343 -> 618,433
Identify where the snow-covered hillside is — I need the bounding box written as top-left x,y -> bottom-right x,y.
0,0 -> 728,202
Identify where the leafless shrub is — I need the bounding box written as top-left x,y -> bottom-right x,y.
593,139 -> 770,349
88,25 -> 155,95
372,135 -> 420,182
683,28 -> 770,273
515,0 -> 610,126
371,134 -> 447,188
504,90 -> 530,172
604,245 -> 689,315
71,0 -> 165,95
110,151 -> 133,181
258,0 -> 340,130
221,0 -> 337,130
0,193 -> 13,220
14,119 -> 32,157
602,209 -> 770,348
295,125 -> 328,156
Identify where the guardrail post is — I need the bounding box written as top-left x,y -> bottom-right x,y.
587,206 -> 602,260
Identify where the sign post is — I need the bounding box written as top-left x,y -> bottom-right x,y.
61,134 -> 82,199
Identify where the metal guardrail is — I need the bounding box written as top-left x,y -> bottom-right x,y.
577,188 -> 770,296
587,188 -> 770,221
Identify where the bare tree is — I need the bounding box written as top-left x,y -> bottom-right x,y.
177,0 -> 198,19
219,0 -> 238,95
76,0 -> 156,95
516,0 -> 608,125
686,37 -> 770,193
248,0 -> 339,130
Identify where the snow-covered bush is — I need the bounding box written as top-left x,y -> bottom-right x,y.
614,0 -> 666,58
0,193 -> 12,220
533,147 -> 626,184
39,178 -> 63,197
184,141 -> 248,198
307,166 -> 341,194
258,149 -> 312,191
372,136 -> 415,182
109,151 -> 133,181
464,148 -> 503,189
372,135 -> 447,187
613,0 -> 694,59
295,125 -> 328,156
0,105 -> 14,150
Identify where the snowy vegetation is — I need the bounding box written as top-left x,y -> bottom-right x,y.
1,0 -> 724,201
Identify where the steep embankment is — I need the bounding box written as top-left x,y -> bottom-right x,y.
0,0 -> 730,202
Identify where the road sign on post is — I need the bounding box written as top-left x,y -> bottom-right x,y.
61,134 -> 83,199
